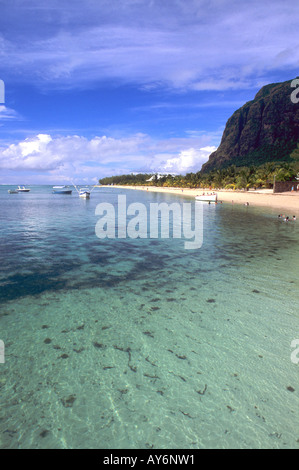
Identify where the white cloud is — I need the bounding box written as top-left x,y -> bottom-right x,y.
0,132 -> 217,182
159,146 -> 217,174
0,133 -> 148,171
0,105 -> 22,121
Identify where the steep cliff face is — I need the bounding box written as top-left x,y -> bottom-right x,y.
201,79 -> 299,173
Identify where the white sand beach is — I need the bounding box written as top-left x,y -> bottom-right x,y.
100,185 -> 299,213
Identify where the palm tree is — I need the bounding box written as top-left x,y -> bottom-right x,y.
255,162 -> 277,188
275,164 -> 296,181
235,168 -> 256,190
212,169 -> 225,189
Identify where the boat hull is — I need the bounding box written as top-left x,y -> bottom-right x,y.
52,185 -> 72,194
79,192 -> 90,198
17,188 -> 30,192
195,194 -> 217,202
53,190 -> 72,194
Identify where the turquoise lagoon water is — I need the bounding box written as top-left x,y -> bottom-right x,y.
0,185 -> 298,449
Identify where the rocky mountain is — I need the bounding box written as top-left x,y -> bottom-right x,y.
201,78 -> 299,173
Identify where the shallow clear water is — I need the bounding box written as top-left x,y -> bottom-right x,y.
0,185 -> 298,449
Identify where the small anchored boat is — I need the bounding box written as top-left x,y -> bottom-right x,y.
52,186 -> 72,194
195,192 -> 217,203
73,182 -> 96,198
17,186 -> 30,192
79,188 -> 91,199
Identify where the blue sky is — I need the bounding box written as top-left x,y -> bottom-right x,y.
0,0 -> 298,184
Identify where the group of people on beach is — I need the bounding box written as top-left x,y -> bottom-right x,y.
278,214 -> 296,222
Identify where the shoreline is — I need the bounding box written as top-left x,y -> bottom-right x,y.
100,185 -> 299,213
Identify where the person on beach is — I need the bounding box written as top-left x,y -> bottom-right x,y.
293,215 -> 296,221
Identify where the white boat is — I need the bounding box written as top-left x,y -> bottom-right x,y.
52,185 -> 72,194
195,193 -> 217,202
17,186 -> 30,192
79,188 -> 91,199
73,182 -> 96,198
